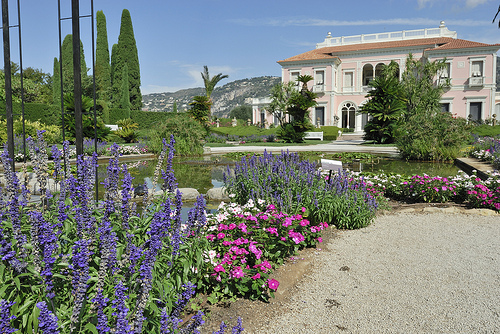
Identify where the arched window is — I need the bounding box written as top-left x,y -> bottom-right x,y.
375,63 -> 385,79
341,102 -> 356,129
362,64 -> 373,86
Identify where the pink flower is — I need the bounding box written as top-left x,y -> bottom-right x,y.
267,279 -> 280,290
317,237 -> 323,243
217,232 -> 225,239
228,223 -> 237,230
214,264 -> 225,273
222,240 -> 232,246
231,267 -> 245,279
251,273 -> 261,280
299,219 -> 310,227
206,234 -> 215,241
301,207 -> 306,213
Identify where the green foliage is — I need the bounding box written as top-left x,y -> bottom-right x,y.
95,10 -> 112,102
111,9 -> 142,110
63,93 -> 111,142
210,125 -> 277,137
229,105 -> 252,121
360,61 -> 405,144
0,119 -> 60,144
115,118 -> 138,143
396,111 -> 471,161
201,65 -> 229,99
400,53 -> 449,119
472,124 -> 500,137
311,126 -> 340,141
61,34 -> 92,97
119,64 -> 131,115
269,75 -> 317,143
188,95 -> 211,129
0,102 -> 60,126
0,65 -> 53,104
52,57 -> 61,106
147,113 -> 205,156
224,151 -> 377,230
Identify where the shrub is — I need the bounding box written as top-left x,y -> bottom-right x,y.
148,113 -> 205,156
396,112 -> 471,161
471,124 -> 500,137
311,126 -> 341,141
223,151 -> 378,229
0,119 -> 60,145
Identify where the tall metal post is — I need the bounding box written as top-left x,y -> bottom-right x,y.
72,0 -> 83,156
2,0 -> 14,171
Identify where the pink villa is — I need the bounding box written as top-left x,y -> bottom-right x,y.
253,22 -> 500,131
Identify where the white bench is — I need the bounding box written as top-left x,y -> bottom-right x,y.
105,124 -> 120,131
304,131 -> 323,140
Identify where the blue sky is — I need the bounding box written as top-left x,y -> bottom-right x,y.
2,0 -> 499,95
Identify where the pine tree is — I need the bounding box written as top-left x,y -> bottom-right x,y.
52,57 -> 61,106
111,9 -> 142,110
95,10 -> 111,102
119,64 -> 131,118
61,34 -> 91,97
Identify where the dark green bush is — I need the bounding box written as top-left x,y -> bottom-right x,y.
472,124 -> 500,137
148,113 -> 205,156
396,112 -> 471,161
0,102 -> 60,125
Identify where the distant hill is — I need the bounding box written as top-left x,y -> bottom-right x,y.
142,76 -> 280,118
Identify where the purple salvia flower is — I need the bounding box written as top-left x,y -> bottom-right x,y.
92,289 -> 111,333
160,135 -> 177,193
213,321 -> 227,334
0,300 -> 17,333
28,211 -> 59,299
179,311 -> 205,334
231,317 -> 244,334
112,281 -> 132,334
36,301 -> 60,334
69,239 -> 92,331
1,146 -> 26,248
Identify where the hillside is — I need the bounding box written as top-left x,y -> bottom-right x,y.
142,76 -> 280,118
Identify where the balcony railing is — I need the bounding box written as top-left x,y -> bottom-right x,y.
469,76 -> 484,87
313,84 -> 325,93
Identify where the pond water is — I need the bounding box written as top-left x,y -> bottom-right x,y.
97,154 -> 460,196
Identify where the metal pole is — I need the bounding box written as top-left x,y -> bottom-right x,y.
72,0 -> 83,156
17,0 -> 26,163
91,0 -> 98,200
57,0 -> 67,174
2,0 -> 14,171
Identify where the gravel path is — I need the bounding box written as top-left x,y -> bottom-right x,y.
256,212 -> 500,334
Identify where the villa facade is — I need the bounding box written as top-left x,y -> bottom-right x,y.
253,22 -> 500,131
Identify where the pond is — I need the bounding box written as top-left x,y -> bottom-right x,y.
97,154 -> 460,197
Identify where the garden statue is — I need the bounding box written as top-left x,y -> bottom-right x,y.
232,117 -> 237,127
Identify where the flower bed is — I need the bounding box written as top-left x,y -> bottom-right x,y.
468,136 -> 500,169
356,171 -> 500,211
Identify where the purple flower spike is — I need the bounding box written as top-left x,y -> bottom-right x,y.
36,301 -> 60,334
0,300 -> 17,334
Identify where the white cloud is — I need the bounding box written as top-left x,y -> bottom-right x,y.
417,0 -> 434,9
142,63 -> 236,94
465,0 -> 490,8
231,17 -> 490,28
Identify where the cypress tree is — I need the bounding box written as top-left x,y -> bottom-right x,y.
112,9 -> 142,110
61,34 -> 91,96
95,10 -> 111,102
52,57 -> 61,106
173,101 -> 178,113
119,64 -> 131,118
110,43 -> 119,105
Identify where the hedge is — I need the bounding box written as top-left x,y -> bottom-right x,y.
109,108 -> 179,129
0,102 -> 60,125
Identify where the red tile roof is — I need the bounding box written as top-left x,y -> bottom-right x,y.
278,37 -> 500,64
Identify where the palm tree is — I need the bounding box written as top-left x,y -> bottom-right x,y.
201,65 -> 228,117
